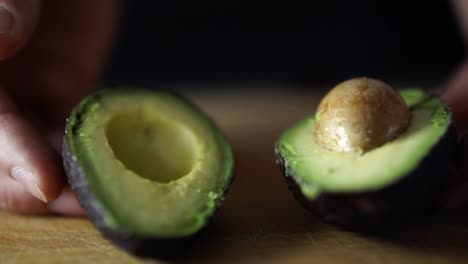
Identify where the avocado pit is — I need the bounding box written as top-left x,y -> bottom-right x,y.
314,77 -> 411,153
275,80 -> 458,230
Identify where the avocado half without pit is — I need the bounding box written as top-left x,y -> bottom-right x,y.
62,89 -> 234,257
275,78 -> 458,230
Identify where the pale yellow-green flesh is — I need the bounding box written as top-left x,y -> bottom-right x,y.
278,94 -> 450,198
106,111 -> 196,183
69,92 -> 232,237
399,89 -> 427,107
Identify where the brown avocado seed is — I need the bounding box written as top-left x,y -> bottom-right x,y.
314,77 -> 410,153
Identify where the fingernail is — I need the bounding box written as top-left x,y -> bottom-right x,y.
0,6 -> 13,34
11,167 -> 48,203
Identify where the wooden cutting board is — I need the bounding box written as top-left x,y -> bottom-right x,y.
1,91 -> 467,264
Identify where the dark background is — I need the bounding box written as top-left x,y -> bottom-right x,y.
104,1 -> 465,90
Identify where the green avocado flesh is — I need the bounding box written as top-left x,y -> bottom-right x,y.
276,89 -> 451,199
65,89 -> 234,238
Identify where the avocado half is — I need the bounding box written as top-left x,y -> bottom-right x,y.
62,89 -> 234,257
275,89 -> 457,230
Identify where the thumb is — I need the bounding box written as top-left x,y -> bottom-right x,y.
0,0 -> 40,59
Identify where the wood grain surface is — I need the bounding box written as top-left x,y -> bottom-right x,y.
0,91 -> 467,264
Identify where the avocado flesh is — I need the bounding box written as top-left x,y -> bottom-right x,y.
64,89 -> 234,238
276,89 -> 454,208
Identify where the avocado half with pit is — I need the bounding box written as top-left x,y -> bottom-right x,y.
275,78 -> 457,230
62,89 -> 234,257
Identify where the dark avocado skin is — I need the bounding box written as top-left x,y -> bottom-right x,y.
62,90 -> 234,259
275,122 -> 458,232
63,140 -> 188,259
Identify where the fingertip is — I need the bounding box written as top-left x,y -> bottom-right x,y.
10,167 -> 48,203
0,0 -> 41,59
48,186 -> 85,216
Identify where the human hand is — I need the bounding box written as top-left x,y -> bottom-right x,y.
442,61 -> 468,208
0,0 -> 118,215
